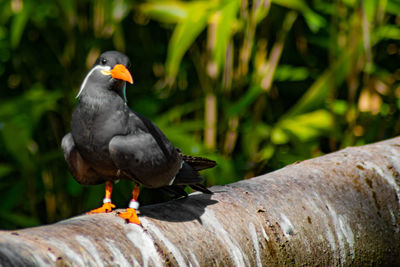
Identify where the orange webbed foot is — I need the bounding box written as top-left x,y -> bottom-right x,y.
87,202 -> 116,214
118,208 -> 141,224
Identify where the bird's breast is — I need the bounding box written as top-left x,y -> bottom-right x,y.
71,103 -> 128,167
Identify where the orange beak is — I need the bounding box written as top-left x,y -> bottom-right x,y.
105,64 -> 133,84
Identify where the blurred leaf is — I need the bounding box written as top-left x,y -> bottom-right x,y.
274,65 -> 309,81
1,182 -> 24,212
67,174 -> 83,197
271,127 -> 290,145
154,101 -> 202,126
279,109 -> 333,142
0,85 -> 61,167
271,0 -> 326,32
140,1 -> 189,23
0,84 -> 62,123
57,0 -> 76,22
209,0 -> 240,76
10,0 -> 32,48
331,100 -> 348,115
1,121 -> 32,167
283,42 -> 359,118
241,122 -> 271,160
386,0 -> 400,15
342,0 -> 357,6
363,0 -> 377,22
259,144 -> 275,161
0,164 -> 13,178
375,25 -> 400,42
166,1 -> 212,81
0,212 -> 40,228
227,85 -> 263,116
112,0 -> 130,22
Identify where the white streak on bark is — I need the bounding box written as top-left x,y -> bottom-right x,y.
126,224 -> 163,267
260,223 -> 269,242
361,161 -> 400,204
143,219 -> 187,267
46,238 -> 84,266
249,222 -> 262,267
105,240 -> 137,266
75,235 -> 103,266
280,213 -> 294,238
188,251 -> 200,267
201,210 -> 247,267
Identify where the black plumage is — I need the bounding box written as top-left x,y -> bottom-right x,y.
61,51 -> 215,223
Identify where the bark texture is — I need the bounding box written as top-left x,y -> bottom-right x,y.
1,138 -> 400,266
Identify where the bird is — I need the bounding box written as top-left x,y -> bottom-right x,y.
61,51 -> 216,224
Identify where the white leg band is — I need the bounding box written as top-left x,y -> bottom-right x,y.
103,198 -> 112,204
129,200 -> 140,209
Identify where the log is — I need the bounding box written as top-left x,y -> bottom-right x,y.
1,137 -> 400,266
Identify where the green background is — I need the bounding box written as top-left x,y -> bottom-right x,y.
0,0 -> 399,229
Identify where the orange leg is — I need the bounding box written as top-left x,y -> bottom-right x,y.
118,183 -> 141,224
87,181 -> 116,214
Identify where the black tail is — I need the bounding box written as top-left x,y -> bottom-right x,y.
172,162 -> 213,195
181,154 -> 217,171
162,185 -> 188,198
189,184 -> 213,194
162,183 -> 213,198
167,151 -> 216,196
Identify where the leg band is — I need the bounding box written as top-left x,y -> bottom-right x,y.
129,199 -> 140,209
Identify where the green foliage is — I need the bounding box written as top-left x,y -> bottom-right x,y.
0,0 -> 399,229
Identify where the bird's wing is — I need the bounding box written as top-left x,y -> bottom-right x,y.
109,110 -> 212,190
109,131 -> 181,187
61,133 -> 107,185
108,111 -> 182,187
179,153 -> 217,171
129,110 -> 174,158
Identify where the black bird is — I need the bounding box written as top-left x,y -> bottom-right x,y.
61,51 -> 216,224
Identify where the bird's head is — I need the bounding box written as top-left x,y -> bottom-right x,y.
76,51 -> 133,102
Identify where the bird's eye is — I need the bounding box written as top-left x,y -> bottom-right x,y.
101,58 -> 107,65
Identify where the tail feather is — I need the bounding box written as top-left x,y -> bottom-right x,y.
181,154 -> 217,171
189,184 -> 213,194
173,162 -> 204,185
162,185 -> 188,198
167,150 -> 215,196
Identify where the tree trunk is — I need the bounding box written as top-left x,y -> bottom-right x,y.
1,138 -> 400,266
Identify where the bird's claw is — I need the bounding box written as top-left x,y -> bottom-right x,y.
87,202 -> 116,214
118,208 -> 141,224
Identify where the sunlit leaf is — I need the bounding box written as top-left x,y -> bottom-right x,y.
279,110 -> 333,142
271,127 -> 290,145
271,0 -> 326,32
209,0 -> 240,77
259,144 -> 275,161
166,1 -> 213,81
375,25 -> 400,42
386,0 -> 400,15
331,100 -> 348,115
274,65 -> 309,81
140,1 -> 189,23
